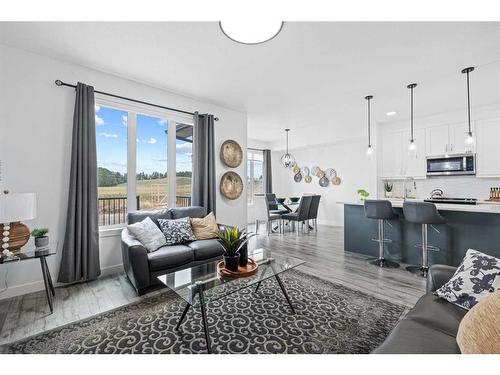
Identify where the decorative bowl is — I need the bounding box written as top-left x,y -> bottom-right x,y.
276,198 -> 286,204
290,197 -> 300,203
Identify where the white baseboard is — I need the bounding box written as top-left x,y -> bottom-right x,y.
0,263 -> 124,301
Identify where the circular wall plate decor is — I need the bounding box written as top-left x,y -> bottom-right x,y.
331,176 -> 341,185
304,175 -> 312,183
292,166 -> 301,174
220,171 -> 244,200
220,140 -> 243,168
294,172 -> 303,182
319,176 -> 329,187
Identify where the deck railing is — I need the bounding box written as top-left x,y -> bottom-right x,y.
98,195 -> 192,226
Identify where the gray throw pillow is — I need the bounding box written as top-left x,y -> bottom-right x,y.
127,216 -> 167,252
435,249 -> 500,310
158,217 -> 196,245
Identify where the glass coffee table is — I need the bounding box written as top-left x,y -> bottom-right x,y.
157,248 -> 305,353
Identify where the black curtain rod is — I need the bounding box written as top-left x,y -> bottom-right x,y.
54,80 -> 219,121
248,147 -> 266,152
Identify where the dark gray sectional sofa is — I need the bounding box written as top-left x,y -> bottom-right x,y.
374,264 -> 465,354
121,206 -> 224,295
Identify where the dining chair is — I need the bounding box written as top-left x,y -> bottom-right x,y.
254,195 -> 282,236
308,195 -> 321,233
266,193 -> 288,215
282,195 -> 313,234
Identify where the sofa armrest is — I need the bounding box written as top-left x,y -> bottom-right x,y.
427,264 -> 457,293
121,229 -> 151,294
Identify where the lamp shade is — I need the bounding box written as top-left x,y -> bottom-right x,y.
0,193 -> 37,223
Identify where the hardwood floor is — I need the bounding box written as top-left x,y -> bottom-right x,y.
0,225 -> 426,346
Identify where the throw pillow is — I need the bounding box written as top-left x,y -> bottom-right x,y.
127,216 -> 166,252
435,249 -> 500,310
456,291 -> 500,353
191,212 -> 219,240
158,217 -> 196,245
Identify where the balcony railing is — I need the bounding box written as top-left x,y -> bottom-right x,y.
98,195 -> 192,226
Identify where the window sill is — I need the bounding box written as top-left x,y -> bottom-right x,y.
99,225 -> 125,238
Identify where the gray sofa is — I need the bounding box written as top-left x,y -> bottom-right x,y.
121,206 -> 224,295
374,264 -> 465,354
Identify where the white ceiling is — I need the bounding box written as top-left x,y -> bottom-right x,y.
1,22 -> 499,149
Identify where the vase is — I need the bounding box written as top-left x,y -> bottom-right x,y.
238,243 -> 248,267
35,236 -> 49,248
385,191 -> 393,198
223,254 -> 240,272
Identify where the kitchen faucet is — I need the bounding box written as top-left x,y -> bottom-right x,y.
429,189 -> 444,199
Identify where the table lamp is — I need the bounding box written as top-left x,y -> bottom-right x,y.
0,192 -> 37,254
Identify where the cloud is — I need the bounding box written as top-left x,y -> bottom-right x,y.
122,115 -> 127,127
176,143 -> 192,154
158,119 -> 167,126
95,105 -> 101,112
145,138 -> 157,144
95,115 -> 104,125
98,132 -> 118,138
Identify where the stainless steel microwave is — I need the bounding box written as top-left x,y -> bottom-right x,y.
426,154 -> 476,176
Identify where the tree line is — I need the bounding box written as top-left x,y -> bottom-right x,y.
98,167 -> 192,187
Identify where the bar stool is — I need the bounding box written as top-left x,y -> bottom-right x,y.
364,200 -> 400,268
403,201 -> 446,277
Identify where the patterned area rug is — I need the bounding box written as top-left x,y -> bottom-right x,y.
3,270 -> 406,354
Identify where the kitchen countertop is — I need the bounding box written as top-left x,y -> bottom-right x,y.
337,198 -> 500,214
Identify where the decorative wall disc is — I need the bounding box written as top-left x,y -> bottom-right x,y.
304,175 -> 312,183
311,166 -> 320,176
301,166 -> 310,176
294,172 -> 303,182
220,171 -> 243,200
319,176 -> 329,187
292,166 -> 301,174
220,140 -> 243,168
331,176 -> 341,185
325,168 -> 337,178
317,170 -> 325,178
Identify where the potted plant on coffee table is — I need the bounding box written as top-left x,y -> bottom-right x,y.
31,228 -> 49,247
216,227 -> 254,272
384,182 -> 393,198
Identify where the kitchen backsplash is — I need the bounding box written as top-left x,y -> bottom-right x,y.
380,176 -> 500,200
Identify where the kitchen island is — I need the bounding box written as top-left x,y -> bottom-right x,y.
340,199 -> 500,267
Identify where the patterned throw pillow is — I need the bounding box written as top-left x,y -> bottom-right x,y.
436,249 -> 500,310
157,217 -> 196,246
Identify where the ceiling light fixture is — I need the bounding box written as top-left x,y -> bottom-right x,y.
461,66 -> 475,147
365,95 -> 374,157
281,129 -> 295,168
386,111 -> 397,116
407,83 -> 418,154
219,21 -> 284,45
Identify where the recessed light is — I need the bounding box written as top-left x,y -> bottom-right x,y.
386,111 -> 397,116
219,21 -> 284,45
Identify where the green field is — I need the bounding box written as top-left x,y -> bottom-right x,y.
98,177 -> 192,210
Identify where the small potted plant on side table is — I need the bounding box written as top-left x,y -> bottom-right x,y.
31,228 -> 49,248
216,227 -> 254,272
357,189 -> 370,201
384,182 -> 394,198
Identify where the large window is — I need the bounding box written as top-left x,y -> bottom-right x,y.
95,101 -> 193,227
247,150 -> 263,204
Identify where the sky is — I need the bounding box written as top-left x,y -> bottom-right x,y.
95,105 -> 193,175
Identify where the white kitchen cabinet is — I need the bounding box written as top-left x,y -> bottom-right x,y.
404,128 -> 427,178
476,119 -> 500,177
380,130 -> 404,178
426,125 -> 449,156
449,122 -> 473,154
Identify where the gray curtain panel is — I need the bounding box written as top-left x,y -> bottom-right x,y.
263,149 -> 273,194
192,112 -> 216,215
58,82 -> 101,283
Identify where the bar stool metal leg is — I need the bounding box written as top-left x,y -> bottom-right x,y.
406,223 -> 430,277
368,219 -> 400,268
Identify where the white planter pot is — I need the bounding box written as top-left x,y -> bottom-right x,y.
385,191 -> 393,198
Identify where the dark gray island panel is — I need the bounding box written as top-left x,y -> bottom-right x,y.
344,203 -> 500,267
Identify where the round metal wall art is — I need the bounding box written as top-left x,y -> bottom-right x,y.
325,168 -> 337,178
294,172 -> 303,182
304,175 -> 312,183
220,140 -> 243,168
220,171 -> 243,200
301,166 -> 310,176
317,170 -> 325,178
319,176 -> 329,187
311,166 -> 320,176
292,166 -> 301,174
331,176 -> 341,185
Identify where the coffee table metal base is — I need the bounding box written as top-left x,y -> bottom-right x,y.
174,274 -> 296,354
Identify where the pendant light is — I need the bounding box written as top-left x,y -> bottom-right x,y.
462,66 -> 475,146
219,21 -> 284,45
280,129 -> 295,168
407,83 -> 418,153
365,95 -> 374,156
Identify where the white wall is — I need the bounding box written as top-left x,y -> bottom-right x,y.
0,44 -> 247,299
270,137 -> 378,227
